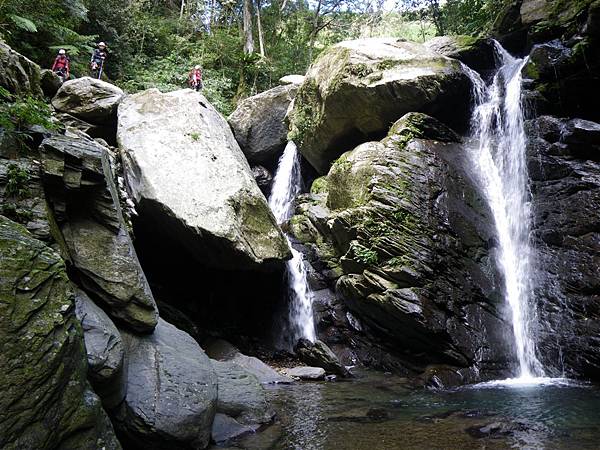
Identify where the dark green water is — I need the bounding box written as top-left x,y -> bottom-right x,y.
223,370 -> 600,450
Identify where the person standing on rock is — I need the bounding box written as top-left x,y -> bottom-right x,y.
188,65 -> 203,91
51,49 -> 70,82
90,42 -> 108,79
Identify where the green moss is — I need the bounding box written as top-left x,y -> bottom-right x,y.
310,176 -> 329,195
288,79 -> 322,147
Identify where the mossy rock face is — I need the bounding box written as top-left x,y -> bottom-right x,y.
0,215 -> 120,449
291,113 -> 514,375
287,38 -> 472,174
425,36 -> 497,75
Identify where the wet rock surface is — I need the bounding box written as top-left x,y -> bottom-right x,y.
295,338 -> 349,376
289,113 -> 513,378
527,115 -> 600,378
0,216 -> 120,450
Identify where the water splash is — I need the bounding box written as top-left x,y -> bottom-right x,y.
269,141 -> 316,348
464,42 -> 545,380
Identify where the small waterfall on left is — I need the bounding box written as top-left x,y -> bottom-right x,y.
269,141 -> 317,349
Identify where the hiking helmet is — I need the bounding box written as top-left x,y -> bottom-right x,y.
98,42 -> 106,48
195,65 -> 201,69
58,49 -> 66,55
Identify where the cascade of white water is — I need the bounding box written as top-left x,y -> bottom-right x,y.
465,42 -> 545,379
269,141 -> 316,347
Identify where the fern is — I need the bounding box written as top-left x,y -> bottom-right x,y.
8,15 -> 37,33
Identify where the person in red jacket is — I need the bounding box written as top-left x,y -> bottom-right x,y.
51,49 -> 70,82
188,65 -> 203,91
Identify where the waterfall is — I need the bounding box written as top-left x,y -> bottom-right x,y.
465,42 -> 545,379
269,141 -> 317,348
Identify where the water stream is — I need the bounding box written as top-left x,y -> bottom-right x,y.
269,141 -> 316,348
465,42 -> 545,380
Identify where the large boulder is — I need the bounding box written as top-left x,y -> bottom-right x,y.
117,89 -> 291,270
52,77 -> 124,124
114,319 -> 218,449
288,113 -> 514,380
0,216 -> 120,449
0,42 -> 42,96
287,38 -> 472,174
74,289 -> 127,409
424,36 -> 496,76
228,84 -> 299,167
40,134 -> 158,332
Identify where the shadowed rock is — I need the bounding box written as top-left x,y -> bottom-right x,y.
40,134 -> 158,332
0,216 -> 120,449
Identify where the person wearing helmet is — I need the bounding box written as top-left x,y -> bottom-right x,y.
51,49 -> 70,82
188,65 -> 203,91
90,42 -> 108,79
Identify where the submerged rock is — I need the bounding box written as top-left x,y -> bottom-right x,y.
40,134 -> 158,332
295,338 -> 349,376
0,216 -> 120,450
52,77 -> 124,124
74,289 -> 126,410
118,89 -> 291,270
287,38 -> 472,173
228,84 -> 299,167
114,319 -> 218,450
283,366 -> 326,380
205,339 -> 293,384
211,413 -> 258,444
212,360 -> 275,424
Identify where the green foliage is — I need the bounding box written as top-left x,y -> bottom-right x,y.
350,241 -> 379,265
8,15 -> 38,32
0,89 -> 57,150
5,164 -> 30,198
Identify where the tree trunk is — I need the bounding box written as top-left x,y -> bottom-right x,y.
179,0 -> 185,19
243,0 -> 254,54
256,0 -> 265,57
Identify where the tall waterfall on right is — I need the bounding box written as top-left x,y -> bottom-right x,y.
466,42 -> 545,379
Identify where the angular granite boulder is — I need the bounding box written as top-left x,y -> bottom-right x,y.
118,89 -> 291,270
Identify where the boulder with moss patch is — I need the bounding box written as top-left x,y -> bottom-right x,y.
0,216 -> 120,449
287,38 -> 472,174
118,88 -> 291,270
425,35 -> 496,75
289,113 -> 513,379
